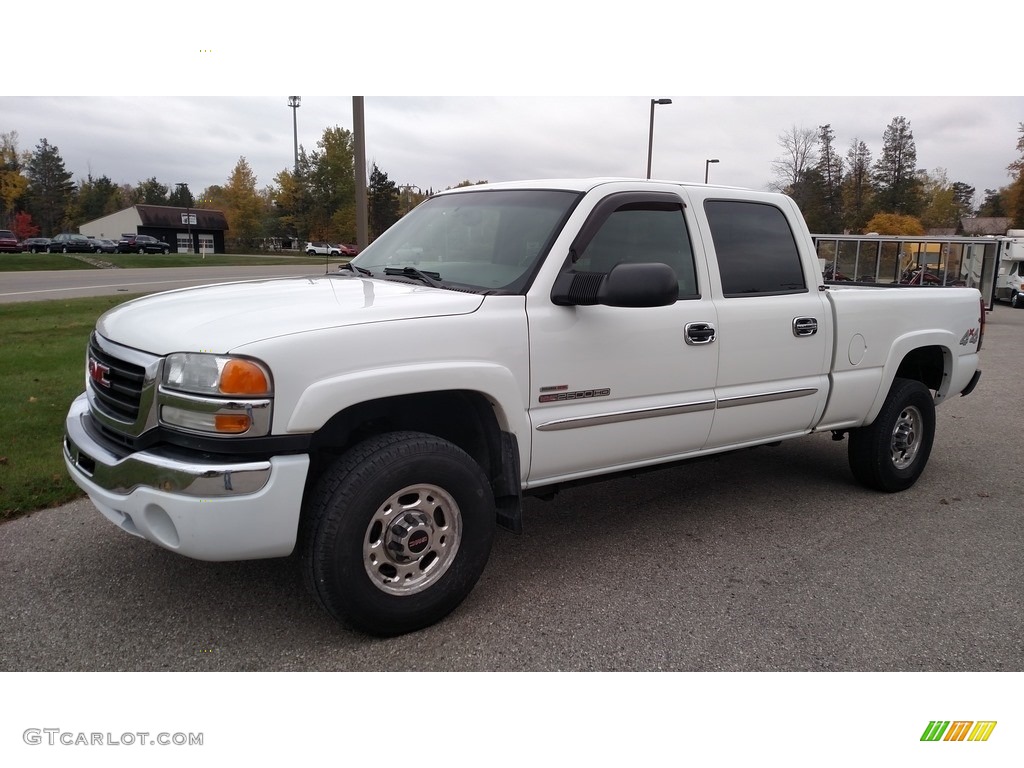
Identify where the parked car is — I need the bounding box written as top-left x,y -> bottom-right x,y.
337,243 -> 359,257
20,237 -> 51,253
306,241 -> 341,256
89,238 -> 117,254
0,229 -> 19,253
47,233 -> 96,253
117,234 -> 171,254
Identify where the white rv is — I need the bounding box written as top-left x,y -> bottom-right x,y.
995,229 -> 1024,307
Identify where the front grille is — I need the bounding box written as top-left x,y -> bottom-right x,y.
88,333 -> 146,422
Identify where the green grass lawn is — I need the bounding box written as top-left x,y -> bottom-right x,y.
0,252 -> 332,271
0,294 -> 143,521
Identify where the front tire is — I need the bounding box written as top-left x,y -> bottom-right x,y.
1012,292 -> 1022,309
301,431 -> 496,636
848,378 -> 935,492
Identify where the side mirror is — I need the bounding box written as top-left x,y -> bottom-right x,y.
551,262 -> 678,307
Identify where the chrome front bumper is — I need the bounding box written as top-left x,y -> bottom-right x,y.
64,393 -> 309,561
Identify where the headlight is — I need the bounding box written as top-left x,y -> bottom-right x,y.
159,353 -> 273,436
163,353 -> 271,396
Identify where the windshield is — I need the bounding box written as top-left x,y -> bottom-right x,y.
350,189 -> 580,293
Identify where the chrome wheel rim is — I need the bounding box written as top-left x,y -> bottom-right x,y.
890,405 -> 922,469
363,484 -> 462,596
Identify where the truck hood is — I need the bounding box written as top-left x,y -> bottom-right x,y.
96,275 -> 485,354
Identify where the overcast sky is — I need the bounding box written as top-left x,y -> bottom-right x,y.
5,4 -> 1021,209
4,95 -> 1022,207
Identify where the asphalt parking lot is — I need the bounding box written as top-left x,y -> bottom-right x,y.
1,305 -> 1022,672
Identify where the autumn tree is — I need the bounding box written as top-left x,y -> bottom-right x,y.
223,157 -> 264,250
11,210 -> 40,240
25,138 -> 75,235
770,125 -> 818,192
872,116 -> 922,216
864,212 -> 925,236
841,139 -> 873,232
1,131 -> 29,228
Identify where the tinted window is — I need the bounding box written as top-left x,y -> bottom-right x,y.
704,200 -> 806,296
572,202 -> 698,299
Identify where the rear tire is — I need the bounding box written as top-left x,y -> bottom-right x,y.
848,378 -> 935,492
301,431 -> 496,636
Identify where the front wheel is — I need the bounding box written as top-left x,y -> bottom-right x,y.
1012,292 -> 1022,309
162,247 -> 169,254
301,431 -> 496,636
848,378 -> 935,492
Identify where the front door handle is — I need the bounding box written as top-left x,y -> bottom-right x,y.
685,322 -> 717,345
792,317 -> 818,337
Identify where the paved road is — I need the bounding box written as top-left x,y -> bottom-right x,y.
0,263 -> 334,304
1,305 -> 1022,672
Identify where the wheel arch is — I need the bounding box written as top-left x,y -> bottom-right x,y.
866,341 -> 950,424
303,389 -> 523,532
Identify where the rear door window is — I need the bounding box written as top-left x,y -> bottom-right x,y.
704,200 -> 806,297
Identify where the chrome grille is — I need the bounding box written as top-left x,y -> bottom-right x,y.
88,334 -> 144,420
86,333 -> 161,436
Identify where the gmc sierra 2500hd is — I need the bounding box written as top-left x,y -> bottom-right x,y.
64,178 -> 984,635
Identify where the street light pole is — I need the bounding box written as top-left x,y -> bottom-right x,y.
704,158 -> 719,184
646,98 -> 672,179
288,96 -> 301,250
288,96 -> 301,178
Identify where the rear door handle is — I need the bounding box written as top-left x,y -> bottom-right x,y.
793,317 -> 818,337
685,322 -> 717,345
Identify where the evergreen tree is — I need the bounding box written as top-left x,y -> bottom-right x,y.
872,116 -> 923,216
168,182 -> 195,208
25,138 -> 75,235
841,139 -> 873,233
368,163 -> 399,238
976,189 -> 1007,218
948,182 -> 976,226
789,167 -> 828,233
815,124 -> 844,232
71,174 -> 121,223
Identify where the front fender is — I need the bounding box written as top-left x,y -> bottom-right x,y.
286,361 -> 530,439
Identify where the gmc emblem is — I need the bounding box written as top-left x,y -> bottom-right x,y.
88,357 -> 111,389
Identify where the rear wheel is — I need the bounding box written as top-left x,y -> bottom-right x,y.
848,378 -> 935,492
301,431 -> 496,636
138,247 -> 145,254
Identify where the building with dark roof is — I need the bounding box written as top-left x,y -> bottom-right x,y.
957,217 -> 1012,236
79,205 -> 229,254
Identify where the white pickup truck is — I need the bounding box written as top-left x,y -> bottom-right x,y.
64,178 -> 985,635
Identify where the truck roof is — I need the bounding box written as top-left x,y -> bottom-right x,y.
432,177 -> 754,196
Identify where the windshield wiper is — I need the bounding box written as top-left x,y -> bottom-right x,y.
338,262 -> 373,276
383,266 -> 443,288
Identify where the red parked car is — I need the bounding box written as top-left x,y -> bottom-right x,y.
0,229 -> 19,253
337,243 -> 359,257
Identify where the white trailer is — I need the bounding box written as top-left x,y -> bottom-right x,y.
994,229 -> 1024,308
